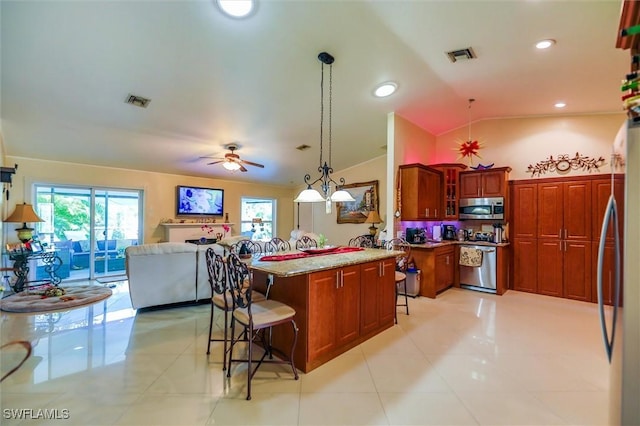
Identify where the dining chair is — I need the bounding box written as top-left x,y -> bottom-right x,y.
225,253 -> 299,400
295,235 -> 317,249
264,237 -> 291,253
231,239 -> 263,256
348,235 -> 374,248
205,248 -> 265,369
385,238 -> 411,323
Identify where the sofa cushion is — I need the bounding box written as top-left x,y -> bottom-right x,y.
126,242 -> 197,257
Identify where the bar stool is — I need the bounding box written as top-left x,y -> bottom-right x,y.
264,237 -> 290,253
295,235 -> 317,249
205,248 -> 264,369
225,253 -> 299,400
385,238 -> 411,323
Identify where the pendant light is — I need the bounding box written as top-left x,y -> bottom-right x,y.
294,52 -> 355,213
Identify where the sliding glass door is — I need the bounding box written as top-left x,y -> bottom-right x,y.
34,185 -> 142,281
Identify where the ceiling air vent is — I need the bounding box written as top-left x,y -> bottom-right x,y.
125,94 -> 151,108
446,47 -> 477,63
296,144 -> 311,151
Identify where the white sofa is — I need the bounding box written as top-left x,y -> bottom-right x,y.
125,242 -> 223,309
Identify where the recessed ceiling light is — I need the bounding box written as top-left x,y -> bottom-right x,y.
536,39 -> 556,49
554,102 -> 566,108
217,0 -> 255,18
374,82 -> 397,98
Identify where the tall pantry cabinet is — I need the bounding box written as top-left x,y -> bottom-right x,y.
510,174 -> 624,304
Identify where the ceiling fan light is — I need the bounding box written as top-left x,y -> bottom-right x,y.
330,190 -> 355,202
223,161 -> 241,171
294,187 -> 325,203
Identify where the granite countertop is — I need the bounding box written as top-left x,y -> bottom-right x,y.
409,240 -> 511,249
248,248 -> 400,277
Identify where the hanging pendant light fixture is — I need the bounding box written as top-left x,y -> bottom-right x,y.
294,52 -> 355,213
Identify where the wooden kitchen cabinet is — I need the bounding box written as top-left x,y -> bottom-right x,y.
308,264 -> 360,360
592,241 -> 623,306
360,259 -> 395,336
511,238 -> 537,293
564,240 -> 592,302
510,175 -> 618,303
411,245 -> 455,298
399,164 -> 443,220
510,182 -> 537,239
592,176 -> 625,242
459,167 -> 511,199
434,246 -> 455,293
538,180 -> 592,241
430,163 -> 467,219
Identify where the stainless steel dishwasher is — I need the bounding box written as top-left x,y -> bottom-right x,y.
459,244 -> 497,293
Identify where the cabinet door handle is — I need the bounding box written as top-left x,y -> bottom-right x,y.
435,209 -> 438,218
564,229 -> 568,239
426,208 -> 429,217
379,262 -> 382,277
340,270 -> 344,288
336,271 -> 340,289
559,228 -> 562,239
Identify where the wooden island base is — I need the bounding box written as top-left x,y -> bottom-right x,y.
251,251 -> 397,373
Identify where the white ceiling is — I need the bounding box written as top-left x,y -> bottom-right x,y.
0,0 -> 630,187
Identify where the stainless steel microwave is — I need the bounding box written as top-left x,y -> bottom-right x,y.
459,197 -> 505,220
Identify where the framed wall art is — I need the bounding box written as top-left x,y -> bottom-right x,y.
336,180 -> 379,224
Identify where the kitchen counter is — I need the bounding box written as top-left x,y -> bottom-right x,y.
409,240 -> 510,249
408,240 -> 511,298
249,247 -> 400,277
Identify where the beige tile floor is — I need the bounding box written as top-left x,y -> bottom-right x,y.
0,281 -> 611,425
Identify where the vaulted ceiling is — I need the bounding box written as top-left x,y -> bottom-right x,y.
0,1 -> 630,187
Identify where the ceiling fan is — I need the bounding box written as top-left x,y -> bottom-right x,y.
202,144 -> 265,172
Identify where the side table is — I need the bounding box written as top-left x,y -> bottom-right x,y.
4,250 -> 63,293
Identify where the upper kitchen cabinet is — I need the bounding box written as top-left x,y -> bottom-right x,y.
459,167 -> 512,199
538,180 -> 592,241
398,164 -> 443,221
430,163 -> 467,220
592,176 -> 625,242
510,182 -> 538,239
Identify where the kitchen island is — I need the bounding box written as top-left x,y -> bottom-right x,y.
249,248 -> 399,373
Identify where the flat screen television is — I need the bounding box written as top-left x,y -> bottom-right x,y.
176,185 -> 224,216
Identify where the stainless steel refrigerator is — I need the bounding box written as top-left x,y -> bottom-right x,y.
597,119 -> 639,424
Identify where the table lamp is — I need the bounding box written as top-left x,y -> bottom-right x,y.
365,210 -> 382,236
4,203 -> 44,242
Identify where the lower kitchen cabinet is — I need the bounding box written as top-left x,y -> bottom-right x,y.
360,258 -> 396,335
535,239 -> 591,301
411,245 -> 455,298
434,246 -> 455,293
512,238 -> 537,293
592,240 -> 623,306
308,264 -> 360,360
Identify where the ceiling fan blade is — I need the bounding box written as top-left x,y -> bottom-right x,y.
239,164 -> 248,172
207,160 -> 225,165
240,159 -> 265,168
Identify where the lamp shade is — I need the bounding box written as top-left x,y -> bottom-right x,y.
294,187 -> 325,203
5,203 -> 44,224
330,189 -> 355,202
364,210 -> 382,224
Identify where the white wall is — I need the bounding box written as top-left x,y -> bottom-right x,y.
434,113 -> 625,180
300,155 -> 387,246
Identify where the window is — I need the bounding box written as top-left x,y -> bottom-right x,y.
240,197 -> 276,241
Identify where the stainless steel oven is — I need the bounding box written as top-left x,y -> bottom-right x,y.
459,197 -> 504,220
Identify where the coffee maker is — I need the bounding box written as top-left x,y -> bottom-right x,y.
442,225 -> 456,240
405,227 -> 426,244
